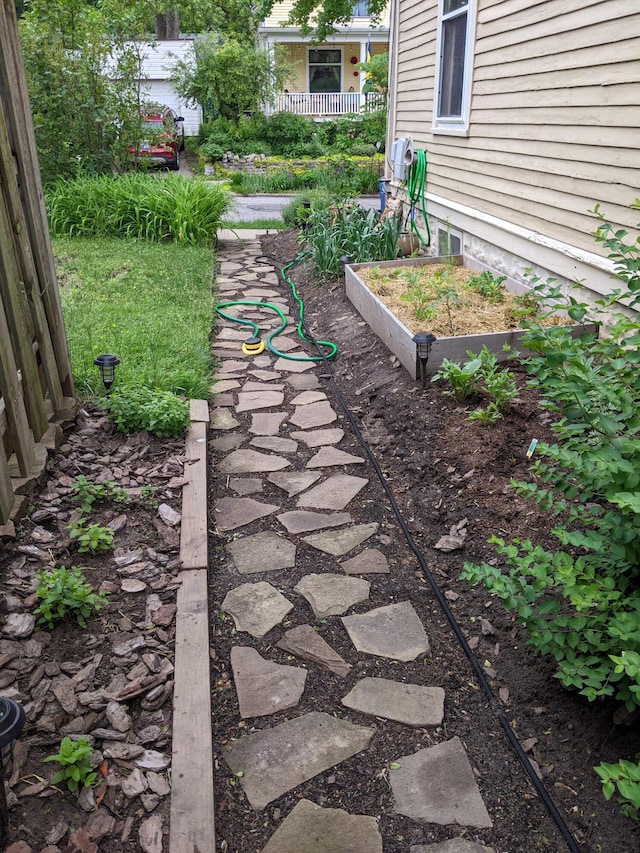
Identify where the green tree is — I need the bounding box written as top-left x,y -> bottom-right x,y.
256,0 -> 388,42
171,34 -> 284,125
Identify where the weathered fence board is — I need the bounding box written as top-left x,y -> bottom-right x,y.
0,0 -> 77,532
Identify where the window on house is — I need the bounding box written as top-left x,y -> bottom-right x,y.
352,0 -> 369,15
309,49 -> 342,94
433,0 -> 475,134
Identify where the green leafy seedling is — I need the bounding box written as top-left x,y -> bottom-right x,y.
44,736 -> 97,794
68,519 -> 114,554
34,565 -> 107,629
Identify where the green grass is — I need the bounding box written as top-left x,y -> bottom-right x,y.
55,237 -> 216,399
220,218 -> 285,230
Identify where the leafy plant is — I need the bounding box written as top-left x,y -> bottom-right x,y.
464,270 -> 507,303
466,347 -> 518,424
71,476 -> 129,514
101,386 -> 190,438
595,757 -> 640,820
34,566 -> 107,629
44,736 -> 97,794
68,519 -> 115,554
431,356 -> 482,402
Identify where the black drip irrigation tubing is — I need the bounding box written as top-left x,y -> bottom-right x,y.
254,251 -> 583,853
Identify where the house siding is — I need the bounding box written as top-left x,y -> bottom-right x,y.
391,0 -> 640,270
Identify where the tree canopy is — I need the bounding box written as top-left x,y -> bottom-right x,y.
256,0 -> 388,42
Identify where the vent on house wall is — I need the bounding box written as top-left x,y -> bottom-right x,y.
437,227 -> 461,256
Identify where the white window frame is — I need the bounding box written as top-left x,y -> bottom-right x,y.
432,0 -> 477,136
307,46 -> 343,94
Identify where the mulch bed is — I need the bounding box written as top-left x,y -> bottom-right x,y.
208,230 -> 640,853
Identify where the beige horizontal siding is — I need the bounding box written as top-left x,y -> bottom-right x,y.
392,0 -> 640,257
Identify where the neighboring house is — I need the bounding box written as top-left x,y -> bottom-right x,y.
259,1 -> 389,117
386,0 -> 640,307
121,39 -> 202,135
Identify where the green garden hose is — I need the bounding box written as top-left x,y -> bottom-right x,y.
215,252 -> 338,362
405,149 -> 431,247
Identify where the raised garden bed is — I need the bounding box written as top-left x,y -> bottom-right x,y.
344,255 -> 597,379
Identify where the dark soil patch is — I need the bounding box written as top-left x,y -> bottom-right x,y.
209,230 -> 640,853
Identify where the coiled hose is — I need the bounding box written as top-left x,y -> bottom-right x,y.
405,149 -> 431,248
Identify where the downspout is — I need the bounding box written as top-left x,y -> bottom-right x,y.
386,0 -> 400,181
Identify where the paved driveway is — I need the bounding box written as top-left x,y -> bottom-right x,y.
226,194 -> 380,223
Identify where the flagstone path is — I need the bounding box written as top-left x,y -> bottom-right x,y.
210,235 -> 496,852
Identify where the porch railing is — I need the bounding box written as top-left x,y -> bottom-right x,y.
270,91 -> 385,117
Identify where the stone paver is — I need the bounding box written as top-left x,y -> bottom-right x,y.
249,412 -> 288,435
268,471 -> 322,497
341,601 -> 429,662
294,573 -> 370,618
250,436 -> 298,453
277,624 -> 352,677
411,842 -> 495,853
231,647 -> 307,718
214,497 -> 280,531
228,478 -> 263,496
249,370 -> 282,381
212,379 -> 240,393
262,799 -> 383,853
341,678 -> 445,726
303,523 -> 378,556
290,428 -> 345,447
273,357 -> 316,373
221,581 -> 293,637
290,391 -> 328,406
289,401 -> 338,429
297,474 -> 368,511
243,381 -> 285,392
390,737 -> 493,828
225,711 -> 375,810
210,409 -> 239,431
236,390 -> 285,413
306,446 -> 365,468
278,510 -> 352,534
210,433 -> 245,452
286,374 -> 321,390
217,448 -> 291,474
226,531 -> 296,574
340,548 -> 389,574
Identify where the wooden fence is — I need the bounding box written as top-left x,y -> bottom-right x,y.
0,0 -> 76,535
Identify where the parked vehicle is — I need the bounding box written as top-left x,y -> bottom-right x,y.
128,107 -> 185,171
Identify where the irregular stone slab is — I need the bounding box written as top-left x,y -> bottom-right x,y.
2,613 -> 35,638
212,379 -> 240,393
212,393 -> 235,407
277,624 -> 352,677
249,412 -> 287,435
286,374 -> 321,390
290,391 -> 328,406
253,355 -> 273,368
273,357 -> 315,373
243,381 -> 285,392
215,497 -> 280,531
138,815 -> 163,853
295,574 -> 370,618
218,449 -> 291,474
268,471 -> 322,497
262,799 -> 382,853
268,336 -> 298,353
303,523 -> 378,557
249,370 -> 282,381
217,329 -> 250,342
391,737 -> 493,828
290,428 -> 345,447
231,646 -> 307,718
215,356 -> 248,369
340,548 -> 390,574
341,678 -> 444,726
297,475 -> 368,511
243,288 -> 280,298
278,511 -> 352,534
236,391 -> 285,413
229,478 -> 263,496
250,436 -> 298,453
411,842 -> 495,853
221,582 -> 293,637
342,601 -> 429,662
289,401 -> 337,429
210,433 -> 245,452
225,711 -> 375,810
227,531 -> 296,574
306,446 -> 365,468
210,409 -> 239,431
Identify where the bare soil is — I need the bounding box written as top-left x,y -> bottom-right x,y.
208,229 -> 640,853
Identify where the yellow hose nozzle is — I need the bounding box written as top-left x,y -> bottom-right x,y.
242,336 -> 265,356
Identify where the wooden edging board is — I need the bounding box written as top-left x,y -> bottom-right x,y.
170,399 -> 214,853
344,257 -> 598,379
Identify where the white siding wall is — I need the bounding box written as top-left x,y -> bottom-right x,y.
390,0 -> 640,284
132,41 -> 202,135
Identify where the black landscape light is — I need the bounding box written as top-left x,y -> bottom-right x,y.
0,698 -> 25,847
93,353 -> 120,393
412,331 -> 437,389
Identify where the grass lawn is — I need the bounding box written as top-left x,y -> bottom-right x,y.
54,237 -> 216,400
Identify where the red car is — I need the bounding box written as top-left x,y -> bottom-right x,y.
128,107 -> 185,171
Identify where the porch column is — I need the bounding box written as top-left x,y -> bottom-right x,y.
359,39 -> 368,101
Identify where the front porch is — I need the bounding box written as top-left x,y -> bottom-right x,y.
268,91 -> 385,118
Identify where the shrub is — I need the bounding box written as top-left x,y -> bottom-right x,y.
281,190 -> 334,229
263,111 -> 317,157
34,566 -> 106,629
101,386 -> 190,438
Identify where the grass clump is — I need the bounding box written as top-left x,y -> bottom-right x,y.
56,237 -> 214,399
47,173 -> 230,246
100,386 -> 190,438
34,566 -> 106,629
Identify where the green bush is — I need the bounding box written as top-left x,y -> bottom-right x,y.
101,386 -> 190,438
263,111 -> 318,157
34,566 -> 107,629
281,190 -> 334,228
47,174 -> 230,246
